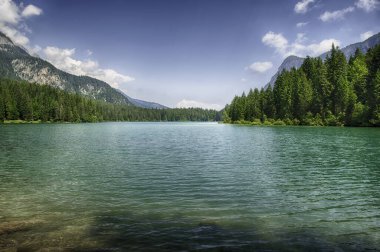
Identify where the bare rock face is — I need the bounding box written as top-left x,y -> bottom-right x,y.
0,31 -> 167,109
265,55 -> 305,89
11,59 -> 65,89
0,32 -> 130,105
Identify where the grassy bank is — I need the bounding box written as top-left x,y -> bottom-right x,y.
225,118 -> 349,127
2,120 -> 43,124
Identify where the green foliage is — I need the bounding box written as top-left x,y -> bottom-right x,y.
351,102 -> 368,126
224,44 -> 380,127
273,120 -> 286,126
348,49 -> 368,103
0,79 -> 219,123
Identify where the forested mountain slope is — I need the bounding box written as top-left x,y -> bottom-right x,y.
225,44 -> 380,127
265,33 -> 380,89
0,32 -> 165,109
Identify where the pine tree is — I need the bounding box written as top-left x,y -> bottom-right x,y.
262,85 -> 275,119
274,70 -> 292,119
0,88 -> 4,121
292,70 -> 312,120
326,44 -> 350,116
366,45 -> 380,124
348,49 -> 368,104
368,70 -> 380,125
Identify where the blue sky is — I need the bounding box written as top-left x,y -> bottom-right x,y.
1,0 -> 379,109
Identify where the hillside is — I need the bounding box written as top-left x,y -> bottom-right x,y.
265,32 -> 380,89
0,32 -> 165,109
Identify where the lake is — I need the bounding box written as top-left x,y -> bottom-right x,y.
0,122 -> 379,251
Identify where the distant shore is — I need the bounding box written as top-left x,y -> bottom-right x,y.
0,120 -> 218,124
223,119 -> 379,127
2,120 -> 44,124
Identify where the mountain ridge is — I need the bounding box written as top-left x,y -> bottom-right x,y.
265,32 -> 380,89
116,89 -> 168,109
0,31 -> 166,109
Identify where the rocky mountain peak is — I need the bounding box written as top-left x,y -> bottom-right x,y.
0,32 -> 14,46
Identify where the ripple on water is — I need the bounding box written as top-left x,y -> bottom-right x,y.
0,123 -> 379,251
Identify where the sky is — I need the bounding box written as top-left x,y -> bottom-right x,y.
0,0 -> 379,109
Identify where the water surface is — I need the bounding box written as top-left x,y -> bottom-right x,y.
0,123 -> 379,251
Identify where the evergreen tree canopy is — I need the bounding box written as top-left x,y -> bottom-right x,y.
224,45 -> 380,126
0,79 -> 220,123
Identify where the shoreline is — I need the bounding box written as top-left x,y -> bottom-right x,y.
1,120 -> 378,127
0,120 -> 219,125
223,120 -> 378,127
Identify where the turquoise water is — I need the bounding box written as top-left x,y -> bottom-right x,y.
0,122 -> 379,251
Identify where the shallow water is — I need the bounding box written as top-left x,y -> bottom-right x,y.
0,122 -> 379,251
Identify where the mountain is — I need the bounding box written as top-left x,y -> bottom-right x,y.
265,32 -> 380,89
0,31 -> 166,109
265,56 -> 304,89
116,90 -> 168,109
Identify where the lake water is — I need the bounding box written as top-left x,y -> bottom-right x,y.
0,122 -> 379,251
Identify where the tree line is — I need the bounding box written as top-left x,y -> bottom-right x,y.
224,44 -> 380,126
0,79 -> 220,122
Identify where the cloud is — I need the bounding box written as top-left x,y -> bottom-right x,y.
28,44 -> 41,56
262,31 -> 288,55
176,99 -> 223,110
21,4 -> 42,17
262,31 -> 340,58
0,0 -> 43,46
42,46 -> 134,88
296,39 -> 340,56
296,22 -> 308,28
319,6 -> 355,22
360,30 -> 375,40
241,78 -> 247,82
0,0 -> 134,89
295,33 -> 307,43
246,61 -> 273,73
0,25 -> 29,45
294,0 -> 315,14
0,0 -> 19,24
355,0 -> 379,12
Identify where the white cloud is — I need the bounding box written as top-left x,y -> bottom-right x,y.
355,0 -> 379,12
294,0 -> 315,14
246,61 -> 273,73
0,0 -> 134,89
42,46 -> 134,88
360,30 -> 375,40
295,39 -> 341,56
28,44 -> 41,56
91,69 -> 134,88
296,22 -> 308,28
176,99 -> 223,110
241,78 -> 247,82
262,31 -> 340,58
319,6 -> 355,22
295,33 -> 307,43
0,0 -> 43,46
262,31 -> 288,55
21,4 -> 42,17
0,25 -> 29,45
0,0 -> 19,24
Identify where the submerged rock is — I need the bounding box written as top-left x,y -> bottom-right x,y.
0,220 -> 43,236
